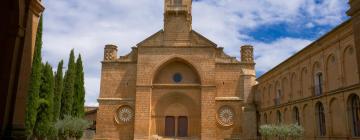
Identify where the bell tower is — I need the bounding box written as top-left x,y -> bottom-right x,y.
164,0 -> 192,46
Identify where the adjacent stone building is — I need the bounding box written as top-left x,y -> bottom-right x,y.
255,1 -> 360,140
96,0 -> 360,140
96,0 -> 257,139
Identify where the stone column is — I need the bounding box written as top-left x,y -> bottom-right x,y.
134,86 -> 152,140
240,45 -> 256,103
240,45 -> 257,139
241,105 -> 257,140
200,86 -> 216,139
347,0 -> 360,80
10,0 -> 44,138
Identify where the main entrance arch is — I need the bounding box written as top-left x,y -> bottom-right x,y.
152,92 -> 200,138
150,58 -> 201,139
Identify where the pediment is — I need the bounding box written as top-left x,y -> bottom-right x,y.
190,30 -> 217,47
137,30 -> 164,47
136,30 -> 217,47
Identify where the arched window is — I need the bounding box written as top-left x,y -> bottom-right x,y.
264,113 -> 268,124
314,72 -> 323,96
316,102 -> 326,136
275,82 -> 281,106
348,94 -> 360,136
293,107 -> 300,125
268,85 -> 272,105
277,110 -> 282,124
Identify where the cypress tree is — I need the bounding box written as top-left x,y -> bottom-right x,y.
72,54 -> 85,117
33,63 -> 55,139
53,60 -> 64,121
25,15 -> 43,136
60,50 -> 76,118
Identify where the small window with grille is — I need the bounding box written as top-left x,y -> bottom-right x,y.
174,0 -> 182,6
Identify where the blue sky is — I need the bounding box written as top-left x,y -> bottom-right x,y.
41,0 -> 350,106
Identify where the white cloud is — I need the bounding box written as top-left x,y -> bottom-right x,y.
253,38 -> 312,73
42,0 -> 349,106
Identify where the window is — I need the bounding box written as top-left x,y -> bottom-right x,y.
274,90 -> 281,106
264,113 -> 268,124
174,0 -> 182,6
293,107 -> 300,125
316,102 -> 326,136
277,110 -> 282,124
173,73 -> 182,83
315,72 -> 323,96
348,94 -> 360,137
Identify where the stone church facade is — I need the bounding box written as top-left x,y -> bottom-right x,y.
96,0 -> 257,139
96,0 -> 360,140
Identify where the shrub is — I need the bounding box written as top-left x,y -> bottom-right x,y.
55,115 -> 91,139
259,124 -> 304,139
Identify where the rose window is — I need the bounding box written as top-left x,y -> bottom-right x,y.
217,106 -> 235,126
117,106 -> 134,123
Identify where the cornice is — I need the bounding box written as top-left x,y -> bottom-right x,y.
30,0 -> 45,16
259,83 -> 360,111
215,97 -> 243,101
347,0 -> 360,16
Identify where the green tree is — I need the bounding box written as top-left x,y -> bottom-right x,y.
53,60 -> 64,121
60,50 -> 76,118
25,15 -> 43,137
72,54 -> 85,117
33,63 -> 55,139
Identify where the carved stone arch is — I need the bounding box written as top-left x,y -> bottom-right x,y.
329,97 -> 346,136
263,112 -> 268,124
276,110 -> 282,124
291,72 -> 299,100
313,61 -> 324,96
275,80 -> 281,103
326,54 -> 340,91
283,107 -> 289,123
313,61 -> 322,75
342,45 -> 358,86
303,103 -> 314,136
151,56 -> 203,84
281,77 -> 289,102
154,92 -> 200,137
315,101 -> 327,136
342,45 -> 355,61
268,84 -> 273,105
262,86 -> 267,106
301,67 -> 309,97
292,105 -> 300,124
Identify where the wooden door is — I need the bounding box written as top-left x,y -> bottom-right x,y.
165,116 -> 175,137
178,116 -> 188,137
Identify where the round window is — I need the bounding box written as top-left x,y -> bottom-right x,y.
217,106 -> 235,126
173,73 -> 182,83
116,106 -> 134,124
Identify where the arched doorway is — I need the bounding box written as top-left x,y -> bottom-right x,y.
153,93 -> 200,138
151,58 -> 201,138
